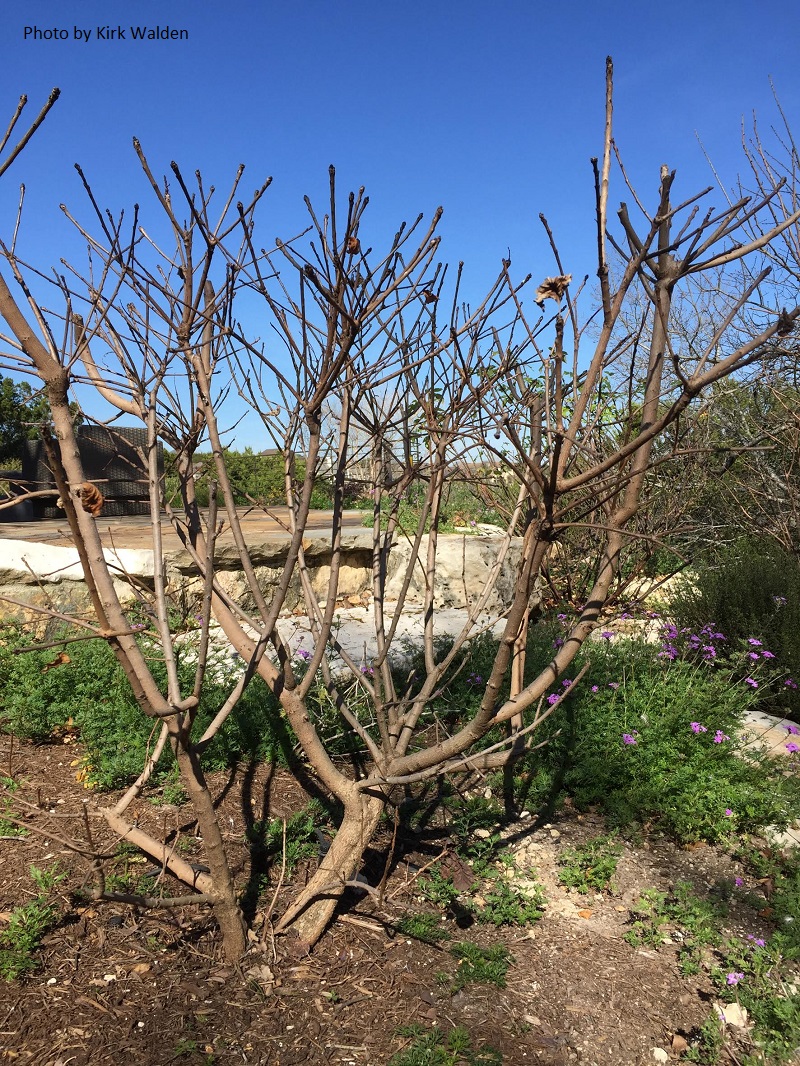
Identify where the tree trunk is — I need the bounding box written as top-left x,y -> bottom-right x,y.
174,745 -> 247,962
276,792 -> 386,947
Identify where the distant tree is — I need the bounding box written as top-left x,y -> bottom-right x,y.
0,377 -> 50,464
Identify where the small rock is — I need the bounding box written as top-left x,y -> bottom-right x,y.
651,1049 -> 669,1064
474,828 -> 492,839
672,1034 -> 689,1054
719,1002 -> 749,1029
549,829 -> 561,840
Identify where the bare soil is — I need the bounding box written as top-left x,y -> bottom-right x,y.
0,733 -> 788,1066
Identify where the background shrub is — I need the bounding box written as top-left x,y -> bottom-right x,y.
668,538 -> 800,720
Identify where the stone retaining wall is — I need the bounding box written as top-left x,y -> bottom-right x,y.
0,531 -> 529,625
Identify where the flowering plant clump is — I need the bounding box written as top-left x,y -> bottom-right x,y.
659,622 -> 727,664
523,627 -> 800,845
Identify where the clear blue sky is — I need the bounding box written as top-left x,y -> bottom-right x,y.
2,0 -> 799,446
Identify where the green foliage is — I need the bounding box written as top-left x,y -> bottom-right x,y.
448,941 -> 512,991
557,835 -> 621,893
363,479 -> 505,535
447,794 -> 504,844
420,866 -> 461,910
0,377 -> 82,466
389,1024 -> 502,1066
395,912 -> 451,944
522,637 -> 800,843
252,802 -> 324,876
0,775 -> 25,838
103,840 -> 157,895
0,864 -> 64,980
162,448 -> 356,510
669,539 -> 800,719
685,1012 -> 724,1065
622,874 -> 800,1063
164,448 -> 288,507
476,877 -> 545,927
624,881 -> 726,952
420,856 -> 544,928
0,624 -> 291,789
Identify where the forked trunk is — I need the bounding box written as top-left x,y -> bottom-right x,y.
276,792 -> 386,947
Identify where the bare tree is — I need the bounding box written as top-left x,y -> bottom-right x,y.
2,60 -> 800,957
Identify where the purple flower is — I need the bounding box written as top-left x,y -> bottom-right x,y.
786,678 -> 798,689
724,809 -> 734,817
735,877 -> 744,887
562,678 -> 572,688
762,650 -> 775,659
690,722 -> 708,734
553,638 -> 564,649
713,730 -> 730,744
773,595 -> 787,606
608,682 -> 620,690
601,631 -> 614,641
744,677 -> 758,688
748,652 -> 760,661
467,673 -> 483,685
360,665 -> 374,676
591,685 -> 599,693
296,648 -> 312,660
748,638 -> 763,647
547,693 -> 560,706
726,972 -> 745,986
702,645 -> 717,659
747,935 -> 766,947
786,742 -> 800,754
620,612 -> 632,620
785,723 -> 799,735
622,733 -> 637,746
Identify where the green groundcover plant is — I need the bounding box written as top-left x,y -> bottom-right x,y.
515,625 -> 800,843
0,623 -> 293,788
1,611 -> 798,851
0,864 -> 64,980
